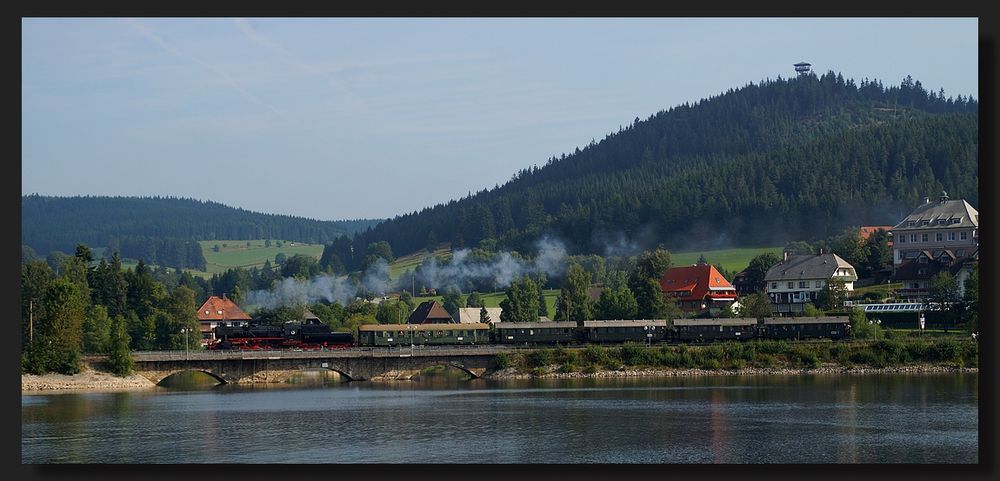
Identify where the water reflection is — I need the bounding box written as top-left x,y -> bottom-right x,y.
22,373 -> 978,464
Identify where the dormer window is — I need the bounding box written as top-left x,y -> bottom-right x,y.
951,218 -> 960,224
917,268 -> 928,275
908,221 -> 916,227
919,256 -> 928,264
921,220 -> 930,226
217,310 -> 223,315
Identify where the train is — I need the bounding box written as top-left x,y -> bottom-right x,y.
208,316 -> 850,350
208,318 -> 354,350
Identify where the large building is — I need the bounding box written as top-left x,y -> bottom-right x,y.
764,252 -> 857,314
196,295 -> 253,345
890,192 -> 978,271
659,264 -> 737,315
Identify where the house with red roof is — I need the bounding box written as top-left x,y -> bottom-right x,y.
659,264 -> 737,315
196,295 -> 253,345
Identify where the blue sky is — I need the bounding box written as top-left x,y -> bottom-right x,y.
21,18 -> 979,221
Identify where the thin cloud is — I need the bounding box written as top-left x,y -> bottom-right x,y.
233,18 -> 369,116
127,19 -> 284,117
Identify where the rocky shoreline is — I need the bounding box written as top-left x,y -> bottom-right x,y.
21,367 -> 158,394
481,364 -> 978,380
22,363 -> 976,393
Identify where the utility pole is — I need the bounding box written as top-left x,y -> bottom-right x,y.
29,299 -> 34,344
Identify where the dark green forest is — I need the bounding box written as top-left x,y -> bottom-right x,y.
21,195 -> 382,269
329,72 -> 977,272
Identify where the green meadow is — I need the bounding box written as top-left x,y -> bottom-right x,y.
670,246 -> 784,273
199,240 -> 323,274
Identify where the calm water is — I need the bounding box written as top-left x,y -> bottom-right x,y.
21,372 -> 978,464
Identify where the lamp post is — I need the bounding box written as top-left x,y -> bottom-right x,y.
181,327 -> 190,360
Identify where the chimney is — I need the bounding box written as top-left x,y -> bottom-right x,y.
783,251 -> 790,261
924,197 -> 930,205
222,292 -> 227,300
819,248 -> 823,255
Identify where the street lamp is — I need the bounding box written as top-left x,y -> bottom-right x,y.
869,319 -> 881,341
181,327 -> 190,360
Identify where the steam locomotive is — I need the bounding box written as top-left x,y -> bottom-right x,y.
208,319 -> 354,350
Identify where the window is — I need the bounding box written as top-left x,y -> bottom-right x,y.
799,281 -> 807,288
956,249 -> 965,257
921,220 -> 930,226
936,233 -> 943,242
910,234 -> 917,243
922,234 -> 928,242
898,235 -> 906,243
951,218 -> 960,224
919,256 -> 928,264
771,283 -> 778,289
815,280 -> 822,288
961,231 -> 968,240
948,232 -> 956,241
787,282 -> 794,289
917,268 -> 927,275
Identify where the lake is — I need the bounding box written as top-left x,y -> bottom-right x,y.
21,371 -> 978,464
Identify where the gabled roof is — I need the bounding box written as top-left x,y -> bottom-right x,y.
659,264 -> 736,302
197,296 -> 252,321
764,253 -> 857,282
892,197 -> 978,231
406,300 -> 456,324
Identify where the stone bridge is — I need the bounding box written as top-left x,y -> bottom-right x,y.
125,347 -> 508,385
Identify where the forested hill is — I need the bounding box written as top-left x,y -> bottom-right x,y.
332,72 -> 977,270
21,195 -> 382,261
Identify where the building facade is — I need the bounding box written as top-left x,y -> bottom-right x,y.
890,192 -> 978,270
659,264 -> 737,315
764,252 -> 857,314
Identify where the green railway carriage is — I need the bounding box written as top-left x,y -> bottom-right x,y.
759,317 -> 849,340
672,318 -> 758,342
582,320 -> 670,344
357,323 -> 491,347
492,321 -> 579,345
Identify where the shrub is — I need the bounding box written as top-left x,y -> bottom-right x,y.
582,345 -> 616,367
873,339 -> 908,364
558,362 -> 578,373
495,352 -> 519,370
525,349 -> 554,368
619,344 -> 656,366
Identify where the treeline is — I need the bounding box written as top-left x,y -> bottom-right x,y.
20,195 -> 383,268
334,72 -> 976,263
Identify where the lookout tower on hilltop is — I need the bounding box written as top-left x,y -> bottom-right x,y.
794,61 -> 812,75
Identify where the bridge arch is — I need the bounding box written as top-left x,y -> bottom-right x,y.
407,360 -> 487,379
156,368 -> 229,385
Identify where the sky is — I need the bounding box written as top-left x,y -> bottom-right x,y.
21,18 -> 979,222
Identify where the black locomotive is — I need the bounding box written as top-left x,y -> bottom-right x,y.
208,319 -> 354,350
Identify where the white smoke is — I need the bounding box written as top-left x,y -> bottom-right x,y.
413,236 -> 568,291
243,238 -> 570,310
244,258 -> 391,311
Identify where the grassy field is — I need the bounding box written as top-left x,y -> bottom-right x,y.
670,246 -> 784,273
199,240 -> 323,274
388,247 -> 451,281
118,239 -> 324,279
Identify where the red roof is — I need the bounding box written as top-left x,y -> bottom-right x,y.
658,264 -> 736,302
858,226 -> 893,241
197,296 -> 253,322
